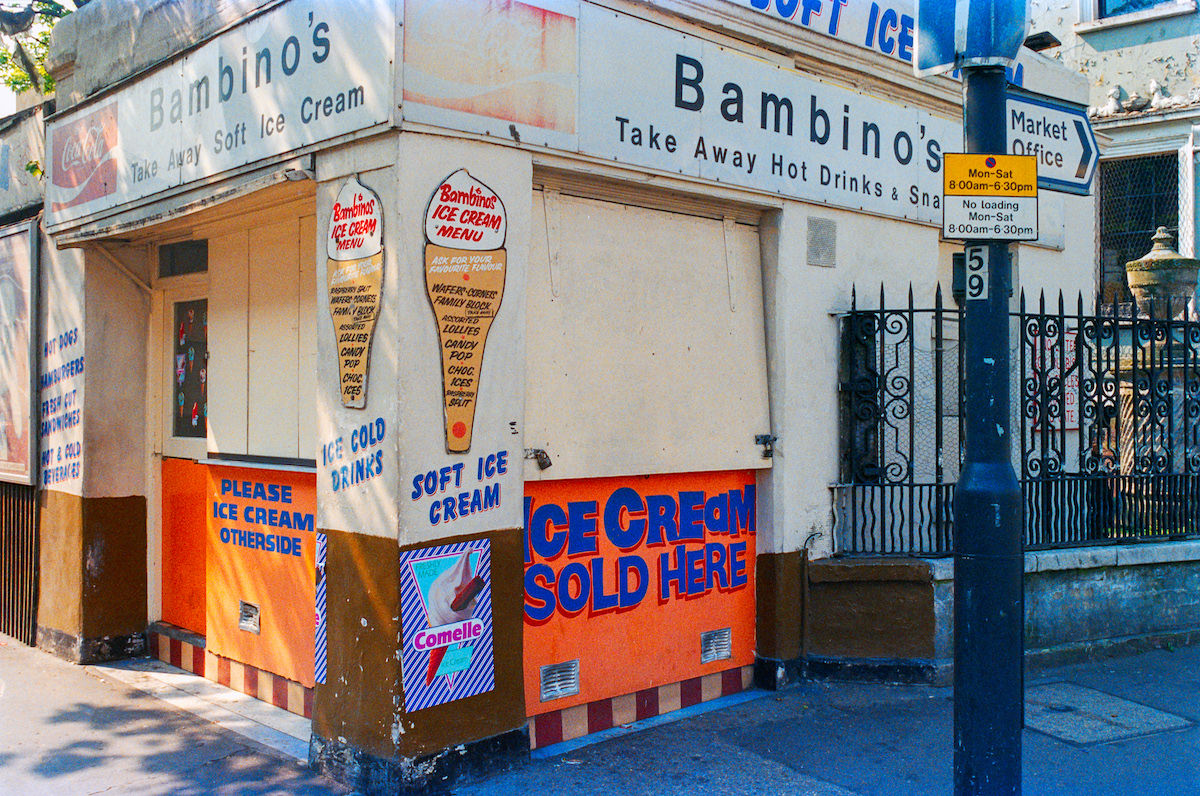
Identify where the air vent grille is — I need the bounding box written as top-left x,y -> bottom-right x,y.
540,659 -> 580,702
807,216 -> 837,268
701,627 -> 732,664
238,600 -> 260,634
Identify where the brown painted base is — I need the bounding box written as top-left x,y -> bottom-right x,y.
314,527 -> 528,763
755,550 -> 803,663
805,655 -> 951,685
806,559 -> 940,660
36,625 -> 147,664
756,653 -> 949,687
310,726 -> 529,794
37,491 -> 148,656
754,655 -> 804,691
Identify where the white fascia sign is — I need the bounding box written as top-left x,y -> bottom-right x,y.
44,0 -> 394,228
580,5 -> 958,225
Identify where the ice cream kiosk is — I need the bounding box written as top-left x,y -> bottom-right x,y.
34,0 -> 1095,791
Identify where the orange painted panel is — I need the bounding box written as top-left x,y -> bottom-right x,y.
161,457 -> 208,635
523,471 -> 757,715
205,466 -> 316,687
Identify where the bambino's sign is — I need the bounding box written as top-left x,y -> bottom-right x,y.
45,0 -> 392,227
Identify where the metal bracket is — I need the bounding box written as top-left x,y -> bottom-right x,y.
524,448 -> 553,470
755,434 -> 777,459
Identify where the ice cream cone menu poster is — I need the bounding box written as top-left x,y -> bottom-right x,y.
399,539 -> 495,711
327,177 -> 384,409
423,169 -> 507,453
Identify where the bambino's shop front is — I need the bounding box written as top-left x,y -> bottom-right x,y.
35,0 -> 802,784
34,0 -> 1099,792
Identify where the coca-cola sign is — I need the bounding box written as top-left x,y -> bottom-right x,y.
50,103 -> 117,210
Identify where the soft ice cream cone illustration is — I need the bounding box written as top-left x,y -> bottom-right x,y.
424,170 -> 507,453
326,177 -> 384,409
424,552 -> 484,685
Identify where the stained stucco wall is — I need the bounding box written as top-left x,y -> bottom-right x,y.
1030,1 -> 1200,110
48,0 -> 276,112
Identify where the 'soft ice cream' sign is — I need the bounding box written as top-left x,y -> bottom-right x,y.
398,539 -> 495,711
326,177 -> 384,408
423,169 -> 507,453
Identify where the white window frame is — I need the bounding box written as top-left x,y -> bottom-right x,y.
155,249 -> 210,461
1076,0 -> 1196,32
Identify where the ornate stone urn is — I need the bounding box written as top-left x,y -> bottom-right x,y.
1124,227 -> 1200,317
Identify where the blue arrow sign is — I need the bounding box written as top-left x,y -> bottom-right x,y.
1006,91 -> 1099,195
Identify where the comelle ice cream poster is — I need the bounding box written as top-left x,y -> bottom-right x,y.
399,539 -> 495,711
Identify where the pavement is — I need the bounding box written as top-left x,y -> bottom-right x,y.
0,633 -> 347,795
4,631 -> 1200,795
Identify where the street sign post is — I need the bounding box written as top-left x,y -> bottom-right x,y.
918,2 -> 1027,794
951,66 -> 1026,796
1007,91 -> 1098,194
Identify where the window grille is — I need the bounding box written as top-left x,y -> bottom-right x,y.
1098,155 -> 1178,302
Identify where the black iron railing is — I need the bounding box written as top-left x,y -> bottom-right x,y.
835,287 -> 1200,556
0,480 -> 37,644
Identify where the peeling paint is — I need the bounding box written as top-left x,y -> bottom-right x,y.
1031,3 -> 1200,111
84,539 -> 104,578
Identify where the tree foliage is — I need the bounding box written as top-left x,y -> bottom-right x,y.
0,1 -> 86,95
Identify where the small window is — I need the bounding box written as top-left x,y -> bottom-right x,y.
159,240 -> 208,278
172,299 -> 208,438
1100,0 -> 1188,18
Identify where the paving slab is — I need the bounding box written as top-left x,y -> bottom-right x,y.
1025,681 -> 1192,744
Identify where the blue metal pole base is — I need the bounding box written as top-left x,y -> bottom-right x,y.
954,462 -> 1023,796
